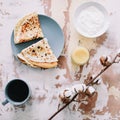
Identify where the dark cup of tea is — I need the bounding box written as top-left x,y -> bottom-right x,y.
2,79 -> 31,106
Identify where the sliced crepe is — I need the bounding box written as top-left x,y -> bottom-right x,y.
14,12 -> 44,44
17,38 -> 58,68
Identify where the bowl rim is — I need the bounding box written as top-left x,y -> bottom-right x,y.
73,1 -> 110,38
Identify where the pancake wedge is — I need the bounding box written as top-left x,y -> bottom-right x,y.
14,12 -> 44,44
17,38 -> 58,68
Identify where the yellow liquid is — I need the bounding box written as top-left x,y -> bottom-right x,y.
71,47 -> 89,65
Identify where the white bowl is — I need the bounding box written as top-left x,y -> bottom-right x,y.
73,2 -> 109,38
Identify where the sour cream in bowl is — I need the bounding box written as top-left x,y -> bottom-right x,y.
73,2 -> 109,38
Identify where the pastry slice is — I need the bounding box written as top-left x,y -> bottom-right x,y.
14,12 -> 44,44
17,38 -> 58,68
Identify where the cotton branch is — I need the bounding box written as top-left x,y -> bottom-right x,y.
48,53 -> 120,120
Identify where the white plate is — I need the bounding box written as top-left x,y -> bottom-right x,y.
11,15 -> 64,58
73,2 -> 109,38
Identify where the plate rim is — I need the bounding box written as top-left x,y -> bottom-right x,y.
73,1 -> 110,38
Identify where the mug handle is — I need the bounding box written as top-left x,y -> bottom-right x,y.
2,99 -> 9,105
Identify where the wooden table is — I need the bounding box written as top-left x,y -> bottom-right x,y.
0,0 -> 120,120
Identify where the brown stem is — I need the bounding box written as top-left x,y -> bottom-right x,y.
87,54 -> 119,86
48,93 -> 78,120
48,54 -> 120,120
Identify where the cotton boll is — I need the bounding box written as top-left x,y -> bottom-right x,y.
59,88 -> 69,98
100,55 -> 112,66
88,86 -> 95,94
86,86 -> 95,95
64,89 -> 73,98
97,78 -> 102,84
72,84 -> 83,93
59,88 -> 74,103
91,74 -> 95,79
107,56 -> 112,63
100,56 -> 107,66
72,84 -> 87,93
93,77 -> 102,85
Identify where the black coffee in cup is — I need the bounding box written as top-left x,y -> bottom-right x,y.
2,79 -> 31,106
6,80 -> 29,102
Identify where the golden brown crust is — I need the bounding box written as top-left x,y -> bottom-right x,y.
17,53 -> 37,67
17,53 -> 57,68
14,12 -> 44,44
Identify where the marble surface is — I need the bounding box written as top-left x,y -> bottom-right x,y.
0,0 -> 120,120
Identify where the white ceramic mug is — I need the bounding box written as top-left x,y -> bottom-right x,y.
2,79 -> 31,106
